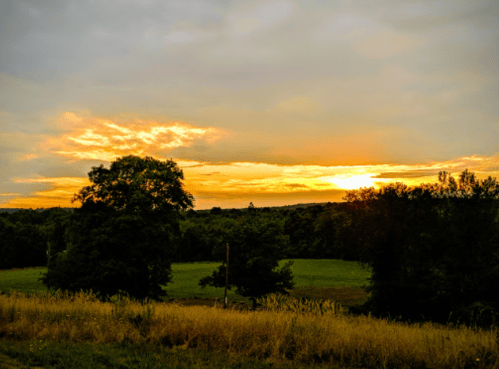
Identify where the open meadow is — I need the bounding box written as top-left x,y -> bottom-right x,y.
0,290 -> 498,368
0,259 -> 371,308
2,260 -> 496,368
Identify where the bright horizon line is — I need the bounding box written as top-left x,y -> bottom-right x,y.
0,200 -> 338,211
3,153 -> 499,210
2,112 -> 499,210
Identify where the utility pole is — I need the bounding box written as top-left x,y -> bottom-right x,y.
224,243 -> 229,309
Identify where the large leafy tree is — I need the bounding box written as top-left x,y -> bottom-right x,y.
42,155 -> 193,300
199,209 -> 294,308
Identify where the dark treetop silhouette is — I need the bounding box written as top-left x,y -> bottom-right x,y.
42,155 -> 193,300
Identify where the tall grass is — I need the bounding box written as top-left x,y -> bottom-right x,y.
1,291 -> 498,368
258,294 -> 343,315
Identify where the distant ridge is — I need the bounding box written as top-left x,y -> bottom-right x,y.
0,202 -> 333,214
194,202 -> 332,213
0,207 -> 75,214
270,202 -> 330,210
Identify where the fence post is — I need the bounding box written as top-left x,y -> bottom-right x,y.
224,243 -> 229,309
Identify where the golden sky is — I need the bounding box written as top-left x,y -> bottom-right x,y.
3,112 -> 499,209
1,1 -> 498,209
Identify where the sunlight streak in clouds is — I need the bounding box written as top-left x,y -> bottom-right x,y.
7,110 -> 499,212
6,154 -> 499,209
181,154 -> 499,208
44,113 -> 222,162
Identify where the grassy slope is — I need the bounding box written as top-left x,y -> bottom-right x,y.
167,259 -> 370,300
0,259 -> 371,306
0,267 -> 47,294
0,261 -> 370,368
0,292 -> 497,369
3,263 -> 494,368
288,259 -> 370,288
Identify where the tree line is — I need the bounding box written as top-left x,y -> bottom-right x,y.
0,198 -> 364,270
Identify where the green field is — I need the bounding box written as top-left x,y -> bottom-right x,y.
4,261 -> 493,368
0,260 -> 371,368
0,267 -> 47,294
0,259 -> 370,305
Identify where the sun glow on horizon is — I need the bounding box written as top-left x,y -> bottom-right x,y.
6,155 -> 499,209
4,111 -> 499,210
322,174 -> 379,190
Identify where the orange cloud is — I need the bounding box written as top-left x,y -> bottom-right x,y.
6,145 -> 499,210
18,154 -> 39,161
5,177 -> 90,209
43,112 -> 223,161
181,154 -> 499,208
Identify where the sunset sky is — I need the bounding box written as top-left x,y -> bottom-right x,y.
1,0 -> 498,209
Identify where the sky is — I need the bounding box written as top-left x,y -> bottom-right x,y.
1,0 -> 498,209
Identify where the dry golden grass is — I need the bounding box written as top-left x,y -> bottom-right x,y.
1,291 -> 498,368
290,286 -> 369,308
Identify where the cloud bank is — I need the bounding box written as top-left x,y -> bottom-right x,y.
1,0 -> 497,209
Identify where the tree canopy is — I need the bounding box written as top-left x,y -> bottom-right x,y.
346,170 -> 499,326
42,155 -> 193,300
75,155 -> 193,216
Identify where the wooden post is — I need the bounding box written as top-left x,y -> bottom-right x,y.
224,243 -> 229,309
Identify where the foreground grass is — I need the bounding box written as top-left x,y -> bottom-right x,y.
0,339 -> 338,369
0,291 -> 498,368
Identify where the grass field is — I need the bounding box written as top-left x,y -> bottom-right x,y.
0,260 -> 371,367
0,291 -> 497,369
1,261 -> 497,368
287,259 -> 370,288
0,267 -> 46,294
0,259 -> 371,307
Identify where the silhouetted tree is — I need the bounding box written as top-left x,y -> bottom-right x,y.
346,171 -> 499,326
42,155 -> 193,300
199,210 -> 294,309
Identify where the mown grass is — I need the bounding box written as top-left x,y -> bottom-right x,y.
0,267 -> 47,294
0,291 -> 498,368
287,259 -> 370,288
0,259 -> 371,307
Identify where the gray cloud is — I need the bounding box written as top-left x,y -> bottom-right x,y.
38,165 -> 87,178
1,0 -> 498,208
0,0 -> 224,78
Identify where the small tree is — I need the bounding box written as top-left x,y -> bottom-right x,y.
199,209 -> 294,309
42,155 -> 193,300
